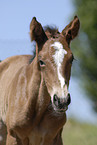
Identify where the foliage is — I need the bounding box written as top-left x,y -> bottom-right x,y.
71,0 -> 97,112
62,119 -> 97,145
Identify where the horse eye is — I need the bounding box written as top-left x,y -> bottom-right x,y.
70,55 -> 74,64
39,60 -> 45,67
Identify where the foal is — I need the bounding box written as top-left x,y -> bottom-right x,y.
0,16 -> 80,145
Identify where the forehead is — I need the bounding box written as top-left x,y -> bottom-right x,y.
51,41 -> 67,54
40,36 -> 71,60
51,41 -> 67,64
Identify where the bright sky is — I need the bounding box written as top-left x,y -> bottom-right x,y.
0,0 -> 97,124
0,0 -> 74,40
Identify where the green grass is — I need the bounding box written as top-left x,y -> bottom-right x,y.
62,119 -> 97,145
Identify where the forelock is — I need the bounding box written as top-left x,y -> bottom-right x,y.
44,26 -> 60,38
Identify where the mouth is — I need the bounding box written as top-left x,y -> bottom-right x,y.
54,105 -> 68,113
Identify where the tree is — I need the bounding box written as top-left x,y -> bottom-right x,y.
72,0 -> 97,111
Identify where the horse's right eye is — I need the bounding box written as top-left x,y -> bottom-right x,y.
39,60 -> 45,67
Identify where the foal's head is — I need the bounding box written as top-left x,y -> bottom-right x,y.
30,16 -> 80,113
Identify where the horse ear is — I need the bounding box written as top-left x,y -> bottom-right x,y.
30,17 -> 48,49
62,16 -> 80,45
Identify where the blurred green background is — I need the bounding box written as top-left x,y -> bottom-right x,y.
62,119 -> 97,145
72,0 -> 97,112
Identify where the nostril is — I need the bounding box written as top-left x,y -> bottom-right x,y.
66,93 -> 71,105
53,94 -> 58,102
53,94 -> 59,107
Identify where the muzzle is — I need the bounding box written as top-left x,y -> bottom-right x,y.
53,93 -> 71,112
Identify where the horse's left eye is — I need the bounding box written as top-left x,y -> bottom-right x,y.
39,60 -> 45,67
70,55 -> 74,64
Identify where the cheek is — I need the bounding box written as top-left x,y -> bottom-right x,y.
43,69 -> 53,90
43,68 -> 58,97
62,63 -> 72,84
66,65 -> 71,83
43,65 -> 57,83
44,76 -> 54,103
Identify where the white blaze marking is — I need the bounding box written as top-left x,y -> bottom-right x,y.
51,42 -> 67,88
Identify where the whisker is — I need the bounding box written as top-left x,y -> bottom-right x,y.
74,57 -> 77,61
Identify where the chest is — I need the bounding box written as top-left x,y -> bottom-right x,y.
28,127 -> 56,145
28,129 -> 44,145
28,112 -> 66,145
